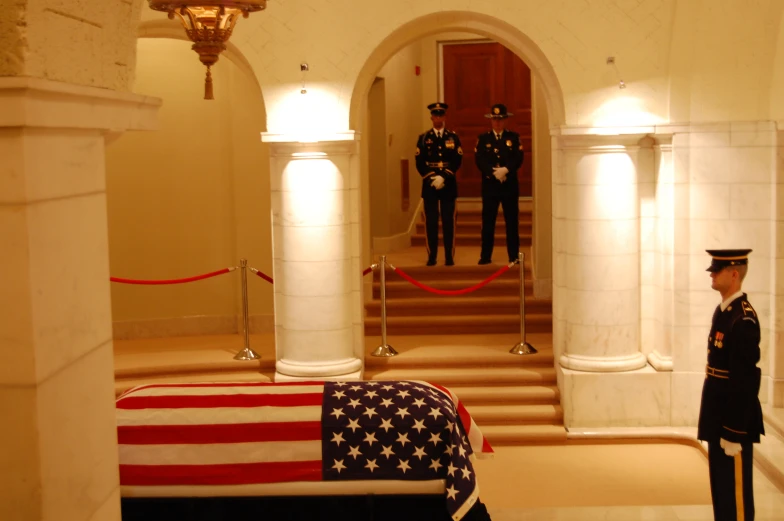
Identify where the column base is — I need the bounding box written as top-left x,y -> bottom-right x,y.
647,350 -> 673,371
274,368 -> 363,383
275,357 -> 363,380
559,352 -> 648,372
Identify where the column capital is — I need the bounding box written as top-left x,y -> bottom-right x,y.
261,131 -> 361,158
0,77 -> 161,132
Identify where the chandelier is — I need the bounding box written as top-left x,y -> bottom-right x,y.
148,1 -> 267,100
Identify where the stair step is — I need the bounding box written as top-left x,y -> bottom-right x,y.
451,385 -> 559,405
416,222 -> 533,234
366,366 -> 556,386
480,424 -> 567,444
365,296 -> 551,317
412,234 -> 532,247
374,279 -> 532,298
377,263 -> 531,282
468,404 -> 564,424
364,314 -> 552,335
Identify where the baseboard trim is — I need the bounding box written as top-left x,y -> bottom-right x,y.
113,314 -> 275,339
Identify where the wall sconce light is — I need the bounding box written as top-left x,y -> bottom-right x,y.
301,63 -> 309,94
148,1 -> 268,100
606,57 -> 626,90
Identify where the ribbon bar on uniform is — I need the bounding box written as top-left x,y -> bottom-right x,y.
426,161 -> 448,168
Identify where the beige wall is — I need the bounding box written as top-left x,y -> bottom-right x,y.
0,0 -> 140,90
105,38 -> 272,337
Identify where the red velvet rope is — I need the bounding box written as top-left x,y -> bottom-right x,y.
254,270 -> 274,284
110,267 -> 233,285
392,264 -> 512,296
362,265 -> 375,276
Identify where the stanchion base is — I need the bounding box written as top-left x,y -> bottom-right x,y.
509,342 -> 537,355
371,344 -> 398,357
233,347 -> 262,361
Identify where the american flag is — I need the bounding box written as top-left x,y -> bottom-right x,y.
116,380 -> 493,521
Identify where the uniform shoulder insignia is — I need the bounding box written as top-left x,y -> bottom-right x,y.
742,316 -> 757,323
741,300 -> 757,318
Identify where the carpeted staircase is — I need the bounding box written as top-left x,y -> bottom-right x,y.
364,200 -> 563,444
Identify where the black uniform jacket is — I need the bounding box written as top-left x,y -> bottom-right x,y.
697,293 -> 765,444
474,129 -> 523,197
415,129 -> 463,198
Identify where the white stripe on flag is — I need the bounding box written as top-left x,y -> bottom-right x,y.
125,385 -> 324,398
119,440 -> 322,466
117,405 -> 323,426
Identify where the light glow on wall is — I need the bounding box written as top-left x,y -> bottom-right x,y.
590,94 -> 664,128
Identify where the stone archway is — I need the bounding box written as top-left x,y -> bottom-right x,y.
348,11 -> 565,131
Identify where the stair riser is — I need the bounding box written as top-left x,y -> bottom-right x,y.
373,269 -> 531,282
412,237 -> 533,247
373,283 -> 533,298
416,223 -> 533,234
365,302 -> 552,317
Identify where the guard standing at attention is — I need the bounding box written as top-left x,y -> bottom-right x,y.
474,103 -> 523,265
415,102 -> 463,266
698,248 -> 764,521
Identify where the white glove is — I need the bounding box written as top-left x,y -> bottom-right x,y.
431,175 -> 445,190
493,167 -> 508,182
720,438 -> 742,457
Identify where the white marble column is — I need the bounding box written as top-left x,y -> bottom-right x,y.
263,133 -> 364,381
555,133 -> 647,372
648,140 -> 674,371
0,78 -> 159,521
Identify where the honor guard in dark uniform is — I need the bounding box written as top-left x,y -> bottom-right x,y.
415,102 -> 463,266
698,249 -> 764,521
474,104 -> 524,265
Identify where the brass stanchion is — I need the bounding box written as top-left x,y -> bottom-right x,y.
234,258 -> 261,361
371,256 -> 398,357
510,251 -> 537,355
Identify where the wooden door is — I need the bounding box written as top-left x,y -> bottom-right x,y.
443,42 -> 533,198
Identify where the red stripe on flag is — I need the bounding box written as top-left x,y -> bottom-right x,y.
456,401 -> 472,436
118,421 -> 322,445
117,393 -> 324,410
120,460 -> 323,486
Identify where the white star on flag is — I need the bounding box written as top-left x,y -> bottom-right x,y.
380,398 -> 394,408
396,432 -> 410,446
334,382 -> 347,387
362,407 -> 377,419
446,421 -> 455,432
395,407 -> 410,419
332,459 -> 346,473
346,418 -> 361,432
330,408 -> 345,419
349,385 -> 362,392
412,446 -> 427,460
347,398 -> 361,409
428,432 -> 442,445
446,485 -> 459,500
380,445 -> 395,459
412,419 -> 427,432
412,397 -> 427,408
428,407 -> 442,420
458,444 -> 467,457
397,389 -> 411,399
429,458 -> 443,471
379,418 -> 394,432
461,466 -> 472,480
366,381 -> 378,386
333,390 -> 346,399
347,446 -> 363,459
447,463 -> 458,476
365,390 -> 378,399
381,384 -> 394,391
331,432 -> 345,446
365,459 -> 379,472
363,432 -> 378,446
397,459 -> 411,474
